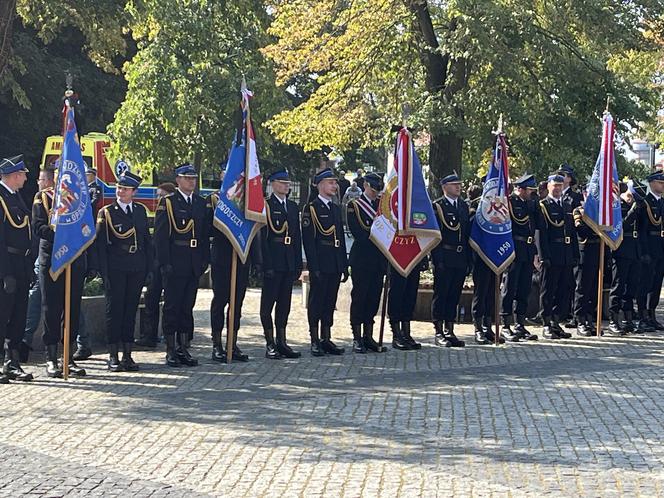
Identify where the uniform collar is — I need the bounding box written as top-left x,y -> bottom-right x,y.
317,194 -> 332,207
547,194 -> 562,204
444,194 -> 459,206
647,188 -> 661,200
0,180 -> 15,194
117,199 -> 133,212
177,188 -> 193,203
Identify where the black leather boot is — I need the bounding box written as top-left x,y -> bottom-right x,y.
576,316 -> 593,337
231,333 -> 249,362
45,344 -> 62,378
177,332 -> 198,366
433,321 -> 447,347
650,310 -> 664,331
320,326 -> 344,355
64,344 -> 87,376
4,348 -> 33,381
444,321 -> 465,347
623,310 -> 636,334
608,312 -> 625,336
474,320 -> 490,344
401,321 -> 421,349
636,309 -> 652,333
515,315 -> 538,340
501,316 -> 520,342
362,323 -> 386,353
122,342 -> 139,371
542,317 -> 559,339
107,343 -> 124,372
483,318 -> 504,344
352,324 -> 366,354
276,327 -> 301,358
165,334 -> 181,367
553,316 -> 572,338
392,320 -> 411,350
264,328 -> 282,359
211,330 -> 225,362
310,325 -> 325,357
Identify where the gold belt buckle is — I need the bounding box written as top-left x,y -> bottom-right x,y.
284,236 -> 291,245
564,236 -> 571,244
190,239 -> 198,248
334,239 -> 340,248
128,245 -> 137,254
456,245 -> 463,253
633,231 -> 638,238
527,236 -> 533,244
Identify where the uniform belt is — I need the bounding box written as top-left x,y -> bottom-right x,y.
579,239 -> 599,245
513,235 -> 534,244
552,237 -> 572,244
648,230 -> 664,237
173,239 -> 199,248
320,239 -> 341,247
624,231 -> 639,238
272,236 -> 292,245
6,246 -> 29,256
441,243 -> 464,253
117,243 -> 140,253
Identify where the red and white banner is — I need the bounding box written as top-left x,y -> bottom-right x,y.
241,83 -> 266,223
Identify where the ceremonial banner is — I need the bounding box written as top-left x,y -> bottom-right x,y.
370,127 -> 441,276
469,133 -> 515,274
582,112 -> 623,250
49,108 -> 96,280
213,82 -> 265,263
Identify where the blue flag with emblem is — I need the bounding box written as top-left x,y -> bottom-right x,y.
469,132 -> 515,274
212,82 -> 265,264
49,108 -> 96,280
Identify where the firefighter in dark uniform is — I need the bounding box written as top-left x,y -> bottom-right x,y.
302,167 -> 348,356
205,169 -> 260,363
259,168 -> 302,359
572,200 -> 606,336
636,171 -> 664,332
430,174 -> 467,348
608,181 -> 643,335
154,164 -> 210,367
33,164 -> 88,378
346,172 -> 389,354
500,174 -> 539,341
86,167 -> 102,218
537,174 -> 578,339
95,172 -> 152,371
0,155 -> 34,382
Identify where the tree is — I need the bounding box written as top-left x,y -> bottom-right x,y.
263,0 -> 664,184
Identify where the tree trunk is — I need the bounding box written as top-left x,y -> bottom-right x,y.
407,0 -> 466,184
0,0 -> 16,80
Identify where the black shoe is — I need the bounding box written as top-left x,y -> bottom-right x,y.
276,327 -> 301,358
4,350 -> 33,381
484,324 -> 506,344
576,322 -> 593,337
400,322 -> 421,350
63,359 -> 87,377
211,345 -> 226,362
121,343 -> 139,371
651,312 -> 664,331
310,327 -> 325,356
165,335 -> 182,367
0,374 -> 9,384
564,318 -> 578,329
474,321 -> 490,344
502,325 -> 520,342
392,321 -> 411,350
542,325 -> 561,340
433,321 -> 449,348
107,344 -> 124,372
351,324 -> 366,353
18,341 -> 31,363
45,344 -> 62,378
72,346 -> 92,361
622,311 -> 636,334
265,343 -> 282,360
608,317 -> 625,336
443,321 -> 465,347
363,323 -> 386,353
176,333 -> 198,366
320,326 -> 344,355
231,346 -> 249,362
514,323 -> 538,341
553,319 -> 572,338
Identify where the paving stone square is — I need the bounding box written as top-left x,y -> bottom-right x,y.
3,288 -> 664,497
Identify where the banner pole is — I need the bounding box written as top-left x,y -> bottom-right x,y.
378,271 -> 390,348
596,240 -> 605,337
226,251 -> 238,364
63,265 -> 71,380
494,272 -> 501,346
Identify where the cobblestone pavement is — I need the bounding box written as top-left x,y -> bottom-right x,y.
4,288 -> 664,497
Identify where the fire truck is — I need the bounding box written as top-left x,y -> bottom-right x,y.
40,132 -> 216,217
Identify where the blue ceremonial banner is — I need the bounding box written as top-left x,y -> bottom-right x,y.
469,133 -> 515,274
212,84 -> 265,264
49,108 -> 96,280
582,112 -> 623,250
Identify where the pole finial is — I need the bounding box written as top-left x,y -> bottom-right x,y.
605,95 -> 612,113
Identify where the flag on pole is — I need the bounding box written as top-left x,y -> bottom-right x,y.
370,127 -> 441,276
469,132 -> 515,274
582,112 -> 623,250
213,81 -> 266,263
49,108 -> 97,280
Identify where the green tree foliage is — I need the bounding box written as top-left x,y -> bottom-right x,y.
264,0 -> 664,184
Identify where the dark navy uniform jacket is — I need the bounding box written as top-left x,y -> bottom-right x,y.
431,196 -> 471,270
301,196 -> 348,274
